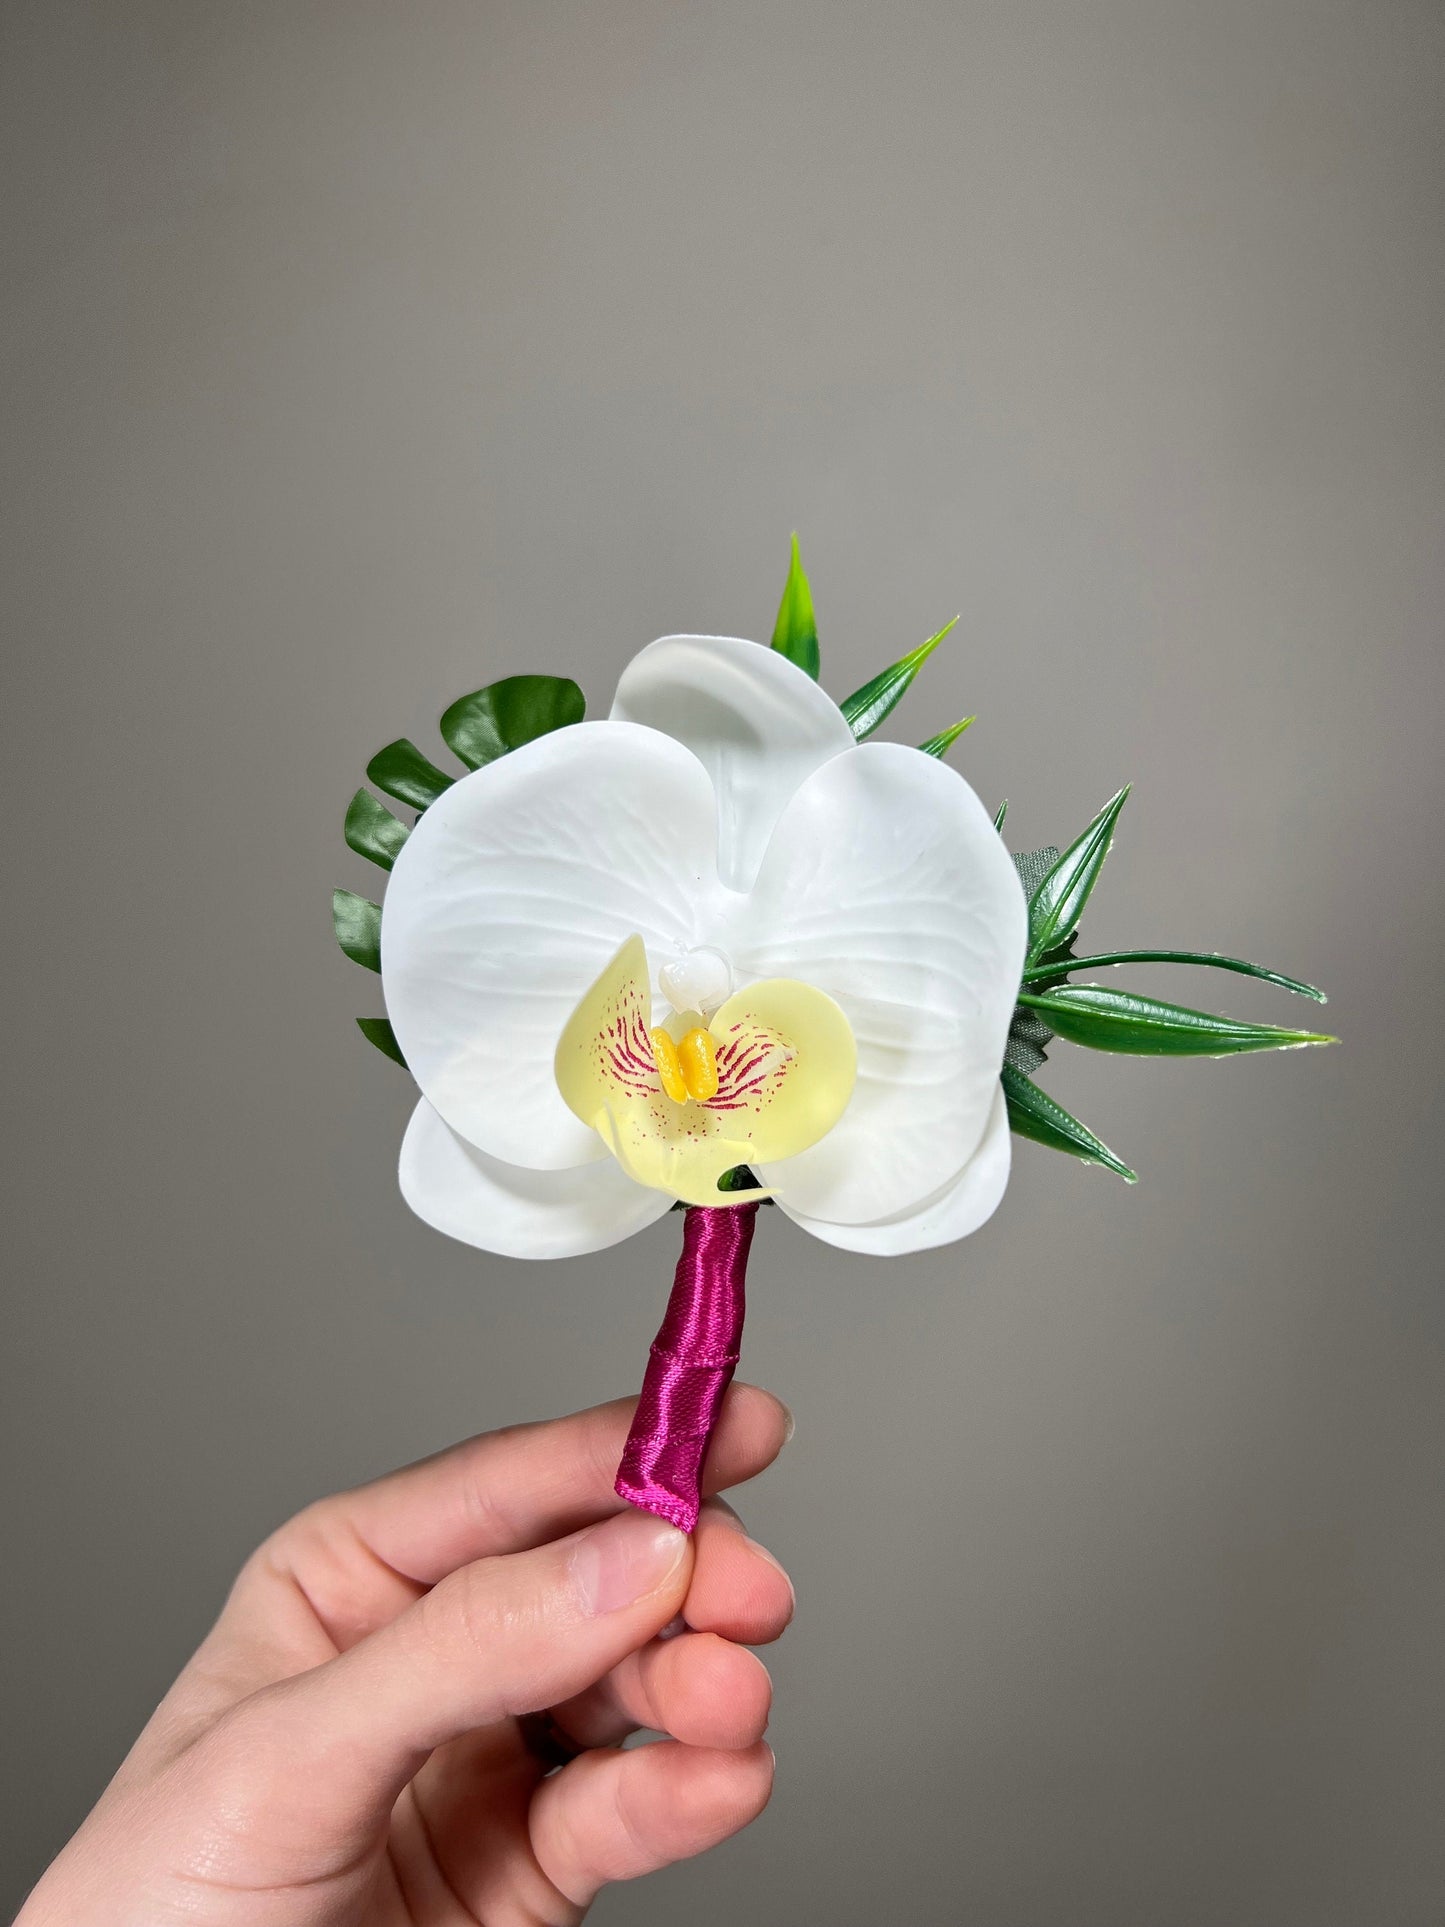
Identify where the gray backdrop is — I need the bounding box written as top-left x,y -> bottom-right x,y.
3,3 -> 1443,1922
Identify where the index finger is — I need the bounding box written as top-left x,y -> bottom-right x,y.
254,1383 -> 790,1646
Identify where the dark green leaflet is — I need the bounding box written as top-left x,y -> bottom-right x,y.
1026,785 -> 1130,961
1001,1065 -> 1136,1181
1016,984 -> 1335,1056
333,890 -> 382,972
1022,948 -> 1325,1001
344,789 -> 409,871
841,616 -> 958,740
365,739 -> 455,811
440,675 -> 585,771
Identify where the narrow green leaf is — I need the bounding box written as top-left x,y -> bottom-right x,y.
993,799 -> 1008,832
1022,948 -> 1326,1002
366,739 -> 455,811
440,674 -> 585,771
344,789 -> 409,871
1001,1065 -> 1136,1181
1027,785 -> 1130,961
770,533 -> 820,680
333,888 -> 382,972
918,715 -> 975,759
842,616 -> 959,741
1016,985 -> 1336,1057
356,1016 -> 406,1066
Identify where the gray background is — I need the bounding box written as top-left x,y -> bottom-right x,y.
3,3 -> 1442,1922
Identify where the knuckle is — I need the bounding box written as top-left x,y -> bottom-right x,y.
418,1555 -> 541,1668
456,1433 -> 524,1545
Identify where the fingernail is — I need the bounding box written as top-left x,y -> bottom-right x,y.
781,1403 -> 796,1445
571,1510 -> 688,1617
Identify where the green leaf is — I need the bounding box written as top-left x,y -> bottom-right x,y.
366,739 -> 455,811
356,1016 -> 406,1066
917,715 -> 975,759
1015,985 -> 1336,1057
993,799 -> 1008,832
1022,948 -> 1326,1002
344,789 -> 409,871
842,616 -> 959,741
770,533 -> 820,680
440,674 -> 585,771
1027,785 -> 1130,961
1001,1065 -> 1136,1181
333,888 -> 382,972
717,1162 -> 766,1194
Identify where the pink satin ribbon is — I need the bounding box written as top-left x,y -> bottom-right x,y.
615,1202 -> 760,1533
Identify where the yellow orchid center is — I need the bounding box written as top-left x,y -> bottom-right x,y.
556,935 -> 856,1206
650,1027 -> 688,1102
650,1024 -> 719,1103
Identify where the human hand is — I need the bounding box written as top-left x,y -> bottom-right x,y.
18,1386 -> 793,1925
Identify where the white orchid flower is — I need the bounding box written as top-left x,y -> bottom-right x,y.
380,635 -> 1027,1260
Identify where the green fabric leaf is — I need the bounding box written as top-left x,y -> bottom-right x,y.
1015,985 -> 1336,1057
993,798 -> 1008,832
1023,948 -> 1326,1002
343,789 -> 409,871
333,889 -> 382,972
842,616 -> 959,741
1027,785 -> 1130,961
356,1016 -> 406,1066
717,1162 -> 766,1194
917,715 -> 975,759
1001,1065 -> 1136,1181
366,739 -> 455,811
440,674 -> 586,771
770,533 -> 820,680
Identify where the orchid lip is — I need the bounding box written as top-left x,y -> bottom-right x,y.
554,934 -> 858,1207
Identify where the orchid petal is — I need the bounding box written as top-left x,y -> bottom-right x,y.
740,743 -> 1026,1224
555,936 -> 855,1208
779,1082 -> 1012,1254
381,722 -> 722,1171
610,635 -> 856,892
399,1099 -> 671,1259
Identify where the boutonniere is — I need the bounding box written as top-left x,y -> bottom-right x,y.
334,538 -> 1332,1529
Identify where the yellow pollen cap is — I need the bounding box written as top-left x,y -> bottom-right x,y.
678,1026 -> 719,1102
650,1027 -> 687,1103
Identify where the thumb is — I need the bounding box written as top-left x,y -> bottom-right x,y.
204,1508 -> 690,1836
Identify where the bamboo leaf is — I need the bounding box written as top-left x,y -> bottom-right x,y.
1027,785 -> 1130,960
344,789 -> 409,871
1022,948 -> 1326,1002
1001,1065 -> 1136,1180
356,1016 -> 406,1066
440,674 -> 585,771
842,616 -> 959,740
1016,985 -> 1336,1057
993,798 -> 1008,832
770,533 -> 820,680
918,715 -> 976,759
366,738 -> 455,811
333,889 -> 382,972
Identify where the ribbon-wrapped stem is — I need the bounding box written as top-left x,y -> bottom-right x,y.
615,1202 -> 760,1533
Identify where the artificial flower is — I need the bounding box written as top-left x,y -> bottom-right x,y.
379,635 -> 1027,1258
